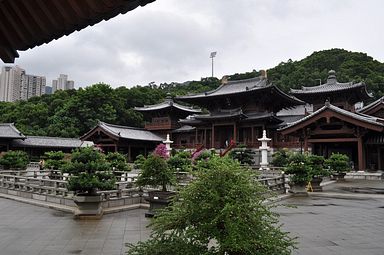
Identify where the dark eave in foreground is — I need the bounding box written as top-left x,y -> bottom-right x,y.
0,0 -> 155,63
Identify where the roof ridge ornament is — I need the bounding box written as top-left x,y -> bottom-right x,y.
325,99 -> 331,107
327,70 -> 337,85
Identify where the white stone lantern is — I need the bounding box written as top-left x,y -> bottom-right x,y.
163,134 -> 173,156
258,130 -> 271,170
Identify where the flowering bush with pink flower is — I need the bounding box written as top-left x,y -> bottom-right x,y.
154,143 -> 169,159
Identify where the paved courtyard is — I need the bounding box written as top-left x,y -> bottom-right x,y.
1,186 -> 384,254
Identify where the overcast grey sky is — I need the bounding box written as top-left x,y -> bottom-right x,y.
11,0 -> 384,88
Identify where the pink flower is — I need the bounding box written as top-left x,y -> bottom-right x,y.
153,144 -> 169,159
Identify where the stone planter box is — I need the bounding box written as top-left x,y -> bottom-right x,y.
145,190 -> 176,217
289,183 -> 308,196
310,177 -> 323,192
73,195 -> 103,219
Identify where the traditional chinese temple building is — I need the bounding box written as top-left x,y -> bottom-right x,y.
175,75 -> 305,149
80,121 -> 163,161
134,94 -> 201,138
280,71 -> 384,171
290,70 -> 371,111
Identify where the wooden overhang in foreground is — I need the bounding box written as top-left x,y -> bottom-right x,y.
279,101 -> 384,170
0,0 -> 155,63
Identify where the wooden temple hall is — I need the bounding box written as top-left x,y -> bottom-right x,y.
131,70 -> 384,171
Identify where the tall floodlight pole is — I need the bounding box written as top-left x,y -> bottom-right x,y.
210,51 -> 217,77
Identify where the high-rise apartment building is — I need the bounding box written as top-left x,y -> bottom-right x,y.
0,65 -> 46,102
52,74 -> 74,93
21,74 -> 46,100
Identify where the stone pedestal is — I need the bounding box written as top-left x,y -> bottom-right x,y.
73,195 -> 103,219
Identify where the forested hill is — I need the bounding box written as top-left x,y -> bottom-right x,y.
266,48 -> 384,97
1,48 -> 383,138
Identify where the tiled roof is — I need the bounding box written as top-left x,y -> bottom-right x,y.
12,136 -> 93,148
172,125 -> 195,133
135,99 -> 201,113
195,108 -> 246,120
290,81 -> 366,94
358,97 -> 384,113
0,123 -> 25,139
290,70 -> 372,97
98,122 -> 163,142
177,77 -> 303,104
280,103 -> 384,131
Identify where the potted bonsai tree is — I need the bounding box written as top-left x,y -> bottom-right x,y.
307,154 -> 329,192
63,147 -> 115,219
135,144 -> 176,217
285,153 -> 311,196
325,152 -> 351,181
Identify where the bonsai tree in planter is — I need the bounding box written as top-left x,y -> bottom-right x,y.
127,155 -> 296,254
325,153 -> 351,181
63,147 -> 115,218
228,144 -> 255,165
307,154 -> 329,192
0,150 -> 29,170
285,153 -> 311,195
272,148 -> 293,167
43,151 -> 68,179
135,144 -> 176,217
105,152 -> 131,172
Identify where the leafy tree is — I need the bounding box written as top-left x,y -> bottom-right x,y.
0,150 -> 29,169
105,152 -> 131,172
127,156 -> 296,255
325,153 -> 351,173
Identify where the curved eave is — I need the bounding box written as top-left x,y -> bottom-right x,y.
279,104 -> 384,136
0,0 -> 155,63
358,97 -> 384,114
291,83 -> 372,100
135,103 -> 201,114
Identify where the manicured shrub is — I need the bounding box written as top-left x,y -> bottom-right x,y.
0,150 -> 29,170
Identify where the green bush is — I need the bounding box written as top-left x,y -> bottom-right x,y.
105,152 -> 131,172
285,153 -> 311,185
135,155 -> 175,192
127,155 -> 296,254
307,154 -> 330,178
271,149 -> 292,167
168,151 -> 192,172
44,151 -> 67,170
325,153 -> 351,173
228,144 -> 255,165
0,150 -> 29,170
65,147 -> 115,194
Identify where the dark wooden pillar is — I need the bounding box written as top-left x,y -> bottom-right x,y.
378,147 -> 382,170
233,123 -> 237,143
304,137 -> 308,152
251,126 -> 254,147
357,136 -> 364,171
128,145 -> 131,162
211,124 -> 215,148
195,128 -> 198,145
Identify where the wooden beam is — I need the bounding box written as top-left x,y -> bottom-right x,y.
307,138 -> 358,143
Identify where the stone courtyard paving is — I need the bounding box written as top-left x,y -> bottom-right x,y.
1,189 -> 384,254
277,195 -> 384,255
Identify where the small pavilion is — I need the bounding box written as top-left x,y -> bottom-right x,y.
134,95 -> 201,139
80,121 -> 163,161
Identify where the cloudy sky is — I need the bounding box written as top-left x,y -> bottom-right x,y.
9,0 -> 384,88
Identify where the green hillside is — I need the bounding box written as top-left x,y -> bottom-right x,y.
267,48 -> 384,98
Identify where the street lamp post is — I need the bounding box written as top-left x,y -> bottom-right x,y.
210,51 -> 217,77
